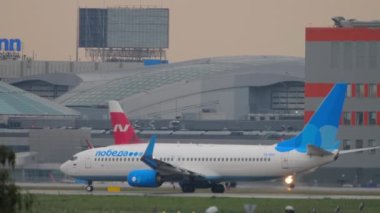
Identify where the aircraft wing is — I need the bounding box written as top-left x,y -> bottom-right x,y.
339,146 -> 380,154
141,135 -> 206,181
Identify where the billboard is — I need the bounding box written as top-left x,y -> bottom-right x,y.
79,8 -> 169,49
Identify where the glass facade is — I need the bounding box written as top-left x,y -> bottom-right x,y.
355,139 -> 363,153
369,83 -> 377,97
62,63 -> 239,106
271,83 -> 304,110
368,139 -> 377,154
78,8 -> 169,49
0,82 -> 78,116
342,139 -> 351,150
346,84 -> 352,97
107,8 -> 169,48
79,9 -> 108,48
355,112 -> 364,125
369,112 -> 377,125
343,112 -> 351,125
356,83 -> 365,97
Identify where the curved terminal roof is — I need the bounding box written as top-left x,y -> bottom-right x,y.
57,56 -> 305,107
0,82 -> 79,117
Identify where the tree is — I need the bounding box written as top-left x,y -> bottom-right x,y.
0,145 -> 33,212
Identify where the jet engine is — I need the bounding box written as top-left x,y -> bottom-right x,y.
127,169 -> 162,187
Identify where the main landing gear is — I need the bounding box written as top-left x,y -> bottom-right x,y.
179,182 -> 225,193
85,181 -> 94,192
285,175 -> 295,190
211,184 -> 225,193
180,184 -> 195,193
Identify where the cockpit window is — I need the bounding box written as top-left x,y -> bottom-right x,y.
71,156 -> 78,161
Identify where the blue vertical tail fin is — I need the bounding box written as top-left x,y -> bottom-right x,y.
276,83 -> 347,153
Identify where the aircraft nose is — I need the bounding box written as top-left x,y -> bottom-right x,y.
60,161 -> 69,174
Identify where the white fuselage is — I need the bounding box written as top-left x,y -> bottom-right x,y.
60,143 -> 335,183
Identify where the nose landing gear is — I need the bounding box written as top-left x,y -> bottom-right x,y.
85,181 -> 94,192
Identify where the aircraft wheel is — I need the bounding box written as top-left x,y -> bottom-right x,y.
180,184 -> 195,193
211,184 -> 225,193
85,185 -> 94,192
289,183 -> 295,189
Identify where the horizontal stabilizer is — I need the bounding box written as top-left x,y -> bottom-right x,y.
339,146 -> 380,155
307,144 -> 334,156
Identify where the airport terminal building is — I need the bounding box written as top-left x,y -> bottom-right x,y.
0,17 -> 379,186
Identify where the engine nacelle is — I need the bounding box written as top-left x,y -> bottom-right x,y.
127,169 -> 162,187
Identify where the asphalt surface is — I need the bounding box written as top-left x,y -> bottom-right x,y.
17,182 -> 380,200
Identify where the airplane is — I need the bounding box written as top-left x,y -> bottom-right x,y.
60,83 -> 380,193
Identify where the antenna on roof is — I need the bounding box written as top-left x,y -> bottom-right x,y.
332,16 -> 380,28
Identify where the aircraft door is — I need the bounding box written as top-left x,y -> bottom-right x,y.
281,153 -> 290,169
85,154 -> 92,169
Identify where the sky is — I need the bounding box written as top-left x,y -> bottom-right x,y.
2,0 -> 380,62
